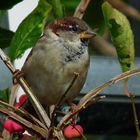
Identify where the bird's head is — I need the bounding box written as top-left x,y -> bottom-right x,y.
44,17 -> 96,43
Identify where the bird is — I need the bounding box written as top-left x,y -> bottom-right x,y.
22,16 -> 96,107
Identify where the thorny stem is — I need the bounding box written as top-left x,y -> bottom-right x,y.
74,0 -> 91,19
0,48 -> 51,128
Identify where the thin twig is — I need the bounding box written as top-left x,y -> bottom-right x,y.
0,100 -> 48,130
58,67 -> 140,128
50,72 -> 79,127
74,0 -> 91,19
9,84 -> 20,105
123,81 -> 140,139
57,72 -> 79,107
0,108 -> 48,137
58,95 -> 105,129
129,94 -> 140,140
80,67 -> 140,106
0,48 -> 51,128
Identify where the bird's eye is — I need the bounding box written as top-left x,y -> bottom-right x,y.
68,25 -> 78,32
72,26 -> 78,32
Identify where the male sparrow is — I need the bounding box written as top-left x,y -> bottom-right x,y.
22,17 -> 96,106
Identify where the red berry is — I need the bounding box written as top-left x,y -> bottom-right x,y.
12,120 -> 25,132
19,94 -> 27,105
3,119 -> 24,133
15,102 -> 21,109
3,119 -> 14,133
64,124 -> 83,139
15,94 -> 27,109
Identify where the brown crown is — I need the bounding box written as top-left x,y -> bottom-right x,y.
46,17 -> 89,34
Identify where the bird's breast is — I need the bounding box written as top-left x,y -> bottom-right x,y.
22,40 -> 89,105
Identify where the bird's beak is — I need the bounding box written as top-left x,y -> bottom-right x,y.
80,30 -> 96,39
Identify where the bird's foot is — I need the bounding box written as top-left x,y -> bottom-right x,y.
13,69 -> 24,84
68,102 -> 79,125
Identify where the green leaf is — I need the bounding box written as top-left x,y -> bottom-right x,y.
102,2 -> 135,72
0,27 -> 14,49
9,0 -> 52,61
0,0 -> 23,10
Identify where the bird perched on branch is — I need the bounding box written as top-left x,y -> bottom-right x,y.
22,17 -> 96,107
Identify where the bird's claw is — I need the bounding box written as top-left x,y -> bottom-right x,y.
68,102 -> 79,125
13,69 -> 24,84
